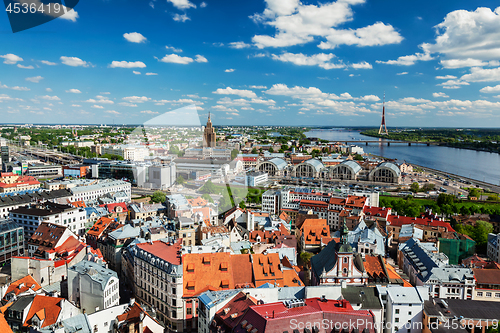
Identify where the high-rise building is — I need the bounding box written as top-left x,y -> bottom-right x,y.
203,113 -> 216,148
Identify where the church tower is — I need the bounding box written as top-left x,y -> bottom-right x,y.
203,112 -> 216,148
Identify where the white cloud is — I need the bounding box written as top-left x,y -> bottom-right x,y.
251,0 -> 402,49
123,96 -> 151,103
173,13 -> 190,22
229,42 -> 251,49
225,69 -> 235,73
165,46 -> 183,53
167,0 -> 196,10
160,54 -> 193,64
195,55 -> 208,63
86,96 -> 114,104
26,76 -> 43,83
60,56 -> 89,67
92,105 -> 104,109
66,89 -> 81,93
105,110 -> 120,115
213,87 -> 257,99
72,104 -> 81,107
396,72 -> 408,75
460,67 -> 500,83
146,72 -> 158,76
480,85 -> 500,93
360,95 -> 380,101
249,85 -> 267,89
0,54 -> 23,64
440,58 -> 495,69
399,97 -> 431,104
377,52 -> 433,66
133,71 -> 141,75
271,52 -> 345,69
433,92 -> 449,98
41,60 -> 57,66
17,64 -> 34,69
438,79 -> 470,89
200,2 -> 207,8
41,95 -> 61,101
118,102 -> 138,107
351,61 -> 372,69
435,75 -> 457,80
141,110 -> 159,114
109,61 -> 146,68
422,7 -> 500,62
11,86 -> 30,91
46,88 -> 52,92
123,32 -> 147,43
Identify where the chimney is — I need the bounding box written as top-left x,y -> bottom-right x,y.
245,292 -> 250,300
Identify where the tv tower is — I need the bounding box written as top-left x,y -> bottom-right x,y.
378,93 -> 388,135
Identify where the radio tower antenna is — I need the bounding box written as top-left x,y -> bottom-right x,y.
378,92 -> 388,135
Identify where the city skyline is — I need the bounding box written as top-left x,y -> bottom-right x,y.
1,0 -> 500,127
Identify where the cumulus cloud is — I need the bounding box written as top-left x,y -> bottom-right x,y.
105,110 -> 120,115
17,64 -> 34,69
195,55 -> 208,63
173,13 -> 190,22
225,69 -> 235,73
26,76 -> 43,83
396,72 -> 408,75
166,46 -> 183,53
480,85 -> 500,93
251,0 -> 402,49
92,105 -> 104,109
377,52 -> 433,66
133,71 -> 141,75
160,54 -> 193,64
41,60 -> 57,65
123,32 -> 147,43
41,95 -> 61,101
141,110 -> 159,114
145,72 -> 158,75
66,89 -> 81,93
460,67 -> 500,83
109,61 -> 147,68
213,87 -> 257,99
229,42 -> 251,49
122,96 -> 151,103
249,85 -> 267,89
60,56 -> 89,67
86,96 -> 114,104
167,0 -> 196,10
351,61 -> 372,69
433,92 -> 449,98
271,52 -> 345,69
435,75 -> 457,80
0,54 -> 23,64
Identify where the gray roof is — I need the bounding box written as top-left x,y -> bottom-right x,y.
198,289 -> 240,310
375,162 -> 401,177
266,158 -> 288,170
424,298 -> 500,321
342,286 -> 382,309
300,158 -> 324,172
9,294 -> 35,312
347,221 -> 385,255
108,224 -> 140,240
0,189 -> 72,208
60,314 -> 92,333
311,239 -> 338,279
69,260 -> 118,290
399,238 -> 450,282
386,286 -> 426,304
278,286 -> 305,300
333,160 -> 362,174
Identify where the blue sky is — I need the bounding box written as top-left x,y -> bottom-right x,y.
2,0 -> 500,127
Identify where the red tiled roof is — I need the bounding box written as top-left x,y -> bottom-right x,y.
387,215 -> 455,232
363,206 -> 391,218
473,269 -> 500,285
86,216 -> 117,238
298,219 -> 330,245
299,199 -> 329,207
24,295 -> 63,328
3,275 -> 41,300
100,202 -> 128,213
136,239 -> 182,265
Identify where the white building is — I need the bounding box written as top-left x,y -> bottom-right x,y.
70,179 -> 131,202
101,145 -> 150,161
10,202 -> 87,238
131,239 -> 185,332
377,285 -> 429,333
68,260 -> 120,314
246,171 -> 268,187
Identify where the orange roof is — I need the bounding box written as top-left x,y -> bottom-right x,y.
3,275 -> 41,301
364,255 -> 386,279
298,219 -> 330,245
0,313 -> 12,333
116,302 -> 160,327
86,216 -> 116,238
231,254 -> 254,289
25,295 -> 63,328
183,252 -> 235,297
187,196 -> 207,207
345,195 -> 367,208
70,201 -> 86,208
192,207 -> 211,220
136,239 -> 182,265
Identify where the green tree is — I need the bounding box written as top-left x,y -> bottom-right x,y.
410,182 -> 420,193
460,205 -> 471,216
231,149 -> 240,160
176,175 -> 185,185
239,200 -> 247,209
268,147 -> 274,153
422,183 -> 435,191
353,154 -> 364,161
300,251 -> 314,268
468,188 -> 481,199
473,220 -> 494,247
251,148 -> 258,154
199,180 -> 217,194
150,191 -> 166,203
437,193 -> 455,207
202,193 -> 214,203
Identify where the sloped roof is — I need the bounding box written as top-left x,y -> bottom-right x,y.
311,239 -> 338,279
473,268 -> 500,285
4,275 -> 41,300
25,295 -> 63,328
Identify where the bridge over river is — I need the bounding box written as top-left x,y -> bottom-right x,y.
331,140 -> 445,146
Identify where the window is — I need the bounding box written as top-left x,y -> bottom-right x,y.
486,292 -> 492,298
477,292 -> 483,297
408,312 -> 412,316
187,307 -> 192,315
495,293 -> 500,298
172,288 -> 176,295
395,309 -> 400,314
395,318 -> 399,323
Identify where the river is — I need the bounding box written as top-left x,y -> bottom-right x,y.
306,129 -> 500,185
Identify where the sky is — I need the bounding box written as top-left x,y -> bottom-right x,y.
2,0 -> 500,127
